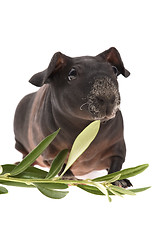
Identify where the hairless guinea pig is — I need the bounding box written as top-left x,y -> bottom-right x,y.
14,47 -> 132,187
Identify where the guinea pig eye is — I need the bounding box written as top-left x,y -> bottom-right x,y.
68,68 -> 77,81
112,66 -> 119,76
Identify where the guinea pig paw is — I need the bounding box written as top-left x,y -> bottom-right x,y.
112,179 -> 133,188
60,169 -> 78,181
61,175 -> 78,181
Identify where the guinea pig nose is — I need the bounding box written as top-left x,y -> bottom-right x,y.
110,95 -> 116,104
96,96 -> 116,106
96,96 -> 106,105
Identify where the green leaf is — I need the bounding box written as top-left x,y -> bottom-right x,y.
35,183 -> 69,199
106,189 -> 112,202
105,174 -> 121,184
107,186 -> 123,198
10,129 -> 60,176
0,180 -> 34,188
1,164 -> 48,179
0,186 -> 8,194
93,164 -> 149,182
0,164 -> 48,188
108,186 -> 150,196
33,182 -> 68,189
129,186 -> 151,193
1,164 -> 19,175
0,165 -> 3,174
78,184 -> 150,196
92,182 -> 107,195
45,149 -> 68,179
0,179 -> 67,190
110,185 -> 136,196
60,120 -> 100,177
77,184 -> 105,195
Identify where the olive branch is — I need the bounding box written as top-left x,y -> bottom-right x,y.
0,121 -> 150,202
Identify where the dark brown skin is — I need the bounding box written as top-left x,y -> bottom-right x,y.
14,47 -> 132,187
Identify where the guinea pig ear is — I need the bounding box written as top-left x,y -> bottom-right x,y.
29,52 -> 66,87
28,70 -> 47,87
97,47 -> 130,78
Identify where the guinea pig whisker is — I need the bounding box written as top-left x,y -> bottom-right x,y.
80,102 -> 88,111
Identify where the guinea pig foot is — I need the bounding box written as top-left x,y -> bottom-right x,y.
14,161 -> 20,165
60,172 -> 78,181
43,159 -> 53,167
112,179 -> 133,188
58,165 -> 77,180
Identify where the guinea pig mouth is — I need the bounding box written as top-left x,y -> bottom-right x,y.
87,101 -> 120,121
86,77 -> 120,120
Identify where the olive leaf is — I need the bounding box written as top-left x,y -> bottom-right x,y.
92,182 -> 108,195
104,174 -> 121,184
77,184 -> 105,195
33,182 -> 68,189
60,120 -> 100,177
2,164 -> 48,179
0,164 -> 48,188
10,129 -> 60,176
106,189 -> 112,202
109,185 -> 136,196
78,184 -> 150,197
0,121 -> 150,201
93,164 -> 149,182
45,149 -> 68,179
0,179 -> 34,188
107,186 -> 123,198
130,187 -> 151,193
0,165 -> 3,174
35,183 -> 69,199
0,186 -> 8,194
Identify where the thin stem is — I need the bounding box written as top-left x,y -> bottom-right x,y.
0,175 -> 94,187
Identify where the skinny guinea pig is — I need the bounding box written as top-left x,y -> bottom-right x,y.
14,47 -> 131,187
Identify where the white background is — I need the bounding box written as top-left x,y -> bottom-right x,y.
0,0 -> 159,239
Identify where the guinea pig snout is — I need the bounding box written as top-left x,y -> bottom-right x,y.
96,95 -> 116,107
95,95 -> 116,114
94,94 -> 119,117
87,77 -> 120,119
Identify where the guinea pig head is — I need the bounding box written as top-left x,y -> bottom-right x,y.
29,47 -> 130,121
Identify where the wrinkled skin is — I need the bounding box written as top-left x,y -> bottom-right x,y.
14,47 -> 132,187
